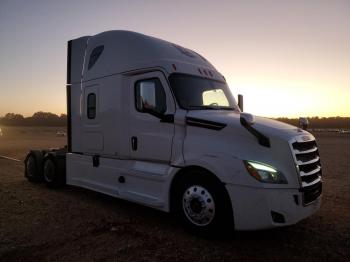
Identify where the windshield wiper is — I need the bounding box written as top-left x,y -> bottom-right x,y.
217,107 -> 237,111
186,105 -> 236,110
187,105 -> 217,110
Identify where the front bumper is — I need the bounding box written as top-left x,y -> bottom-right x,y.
226,183 -> 321,230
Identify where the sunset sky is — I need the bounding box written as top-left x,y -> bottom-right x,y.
0,0 -> 349,118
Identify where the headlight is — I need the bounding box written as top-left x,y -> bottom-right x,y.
243,160 -> 288,184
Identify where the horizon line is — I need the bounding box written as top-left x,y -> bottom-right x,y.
1,112 -> 350,119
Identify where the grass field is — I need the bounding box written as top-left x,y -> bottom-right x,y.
0,127 -> 349,261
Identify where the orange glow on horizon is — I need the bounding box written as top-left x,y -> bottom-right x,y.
0,1 -> 349,118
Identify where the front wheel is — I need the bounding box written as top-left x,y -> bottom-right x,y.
182,185 -> 216,227
174,172 -> 234,236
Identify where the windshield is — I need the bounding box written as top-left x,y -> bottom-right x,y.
169,73 -> 239,111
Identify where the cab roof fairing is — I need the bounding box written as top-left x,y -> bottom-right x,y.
68,30 -> 224,83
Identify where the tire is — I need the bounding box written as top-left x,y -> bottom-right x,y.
24,151 -> 44,182
174,170 -> 234,236
43,156 -> 65,188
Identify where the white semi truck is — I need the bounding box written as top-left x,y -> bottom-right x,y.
24,30 -> 322,235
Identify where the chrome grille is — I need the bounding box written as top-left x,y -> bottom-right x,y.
292,140 -> 317,152
289,136 -> 322,204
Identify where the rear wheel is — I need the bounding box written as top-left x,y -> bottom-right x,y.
24,151 -> 44,182
174,170 -> 234,236
43,157 -> 65,188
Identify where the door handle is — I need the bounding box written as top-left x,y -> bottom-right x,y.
131,136 -> 137,151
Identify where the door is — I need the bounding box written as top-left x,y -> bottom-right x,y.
129,71 -> 175,162
81,83 -> 104,153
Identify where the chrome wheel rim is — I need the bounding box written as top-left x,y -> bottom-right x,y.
44,160 -> 55,182
182,185 -> 215,226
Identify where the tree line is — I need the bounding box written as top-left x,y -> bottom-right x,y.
0,112 -> 67,126
276,117 -> 350,129
1,112 -> 349,128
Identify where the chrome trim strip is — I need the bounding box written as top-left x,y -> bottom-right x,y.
300,165 -> 321,177
297,156 -> 320,165
302,176 -> 321,187
293,147 -> 318,154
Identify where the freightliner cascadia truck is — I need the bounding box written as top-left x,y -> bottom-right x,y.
24,30 -> 322,235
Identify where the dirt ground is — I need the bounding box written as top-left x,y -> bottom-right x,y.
0,127 -> 349,261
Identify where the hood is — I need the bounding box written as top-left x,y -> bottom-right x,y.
186,110 -> 311,141
184,110 -> 309,188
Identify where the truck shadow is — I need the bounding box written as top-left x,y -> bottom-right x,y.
59,184 -> 307,242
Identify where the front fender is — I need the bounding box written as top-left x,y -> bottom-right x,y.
184,153 -> 252,186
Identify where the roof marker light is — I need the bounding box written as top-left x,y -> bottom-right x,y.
172,64 -> 177,71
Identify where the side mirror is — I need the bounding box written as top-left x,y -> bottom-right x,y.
240,112 -> 255,126
143,107 -> 174,123
238,94 -> 244,112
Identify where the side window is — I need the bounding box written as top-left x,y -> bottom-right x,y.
88,45 -> 104,70
135,78 -> 166,114
87,93 -> 96,119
